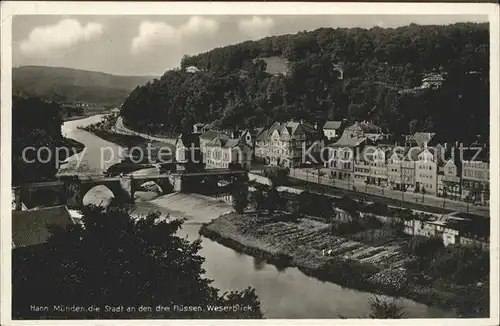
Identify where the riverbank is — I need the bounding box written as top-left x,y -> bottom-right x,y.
200,212 -> 474,313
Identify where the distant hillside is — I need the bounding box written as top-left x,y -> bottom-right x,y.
13,66 -> 156,106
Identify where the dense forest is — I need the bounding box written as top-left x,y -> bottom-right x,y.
121,22 -> 489,143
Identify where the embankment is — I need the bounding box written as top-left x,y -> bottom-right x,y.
199,213 -> 461,310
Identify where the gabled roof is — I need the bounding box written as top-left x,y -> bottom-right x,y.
330,135 -> 367,148
323,121 -> 343,130
200,130 -> 224,140
206,135 -> 249,148
12,205 -> 75,249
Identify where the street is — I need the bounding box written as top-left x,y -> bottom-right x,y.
290,168 -> 489,217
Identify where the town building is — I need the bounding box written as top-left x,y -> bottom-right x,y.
185,66 -> 200,73
342,121 -> 386,142
199,129 -> 228,156
415,146 -> 438,195
387,152 -> 403,190
436,156 -> 462,201
462,160 -> 490,205
254,122 -> 280,163
403,212 -> 489,250
354,145 -> 387,186
175,133 -> 203,171
326,135 -> 369,183
204,134 -> 252,170
254,120 -> 324,168
322,120 -> 344,141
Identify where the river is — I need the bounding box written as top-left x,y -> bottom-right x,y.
59,115 -> 455,318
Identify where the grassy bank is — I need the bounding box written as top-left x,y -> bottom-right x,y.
200,213 -> 484,314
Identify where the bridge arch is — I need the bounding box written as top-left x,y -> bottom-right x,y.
82,185 -> 116,207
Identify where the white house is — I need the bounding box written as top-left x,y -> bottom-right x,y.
322,121 -> 344,140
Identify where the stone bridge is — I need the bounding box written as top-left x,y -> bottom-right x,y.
13,169 -> 248,210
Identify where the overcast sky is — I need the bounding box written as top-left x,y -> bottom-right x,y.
12,15 -> 488,76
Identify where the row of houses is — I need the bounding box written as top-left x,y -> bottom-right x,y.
174,118 -> 489,206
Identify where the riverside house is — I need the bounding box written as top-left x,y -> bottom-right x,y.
343,121 -> 386,142
387,152 -> 403,190
403,212 -> 488,250
462,159 -> 490,205
354,145 -> 387,186
436,156 -> 462,201
204,134 -> 252,170
414,145 -> 446,195
322,120 -> 345,141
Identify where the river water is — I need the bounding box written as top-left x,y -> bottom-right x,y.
59,115 -> 455,318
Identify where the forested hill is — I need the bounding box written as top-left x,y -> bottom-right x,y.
121,22 -> 489,143
13,66 -> 156,106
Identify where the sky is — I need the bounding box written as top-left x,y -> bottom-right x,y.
12,15 -> 488,76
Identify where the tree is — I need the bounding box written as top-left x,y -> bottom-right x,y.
368,296 -> 406,319
12,96 -> 67,185
250,186 -> 266,217
262,166 -> 289,187
265,187 -> 280,215
12,204 -> 263,319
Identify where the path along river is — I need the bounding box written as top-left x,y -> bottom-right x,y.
59,115 -> 455,318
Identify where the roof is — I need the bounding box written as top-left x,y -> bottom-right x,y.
186,66 -> 200,73
330,135 -> 366,148
12,205 -> 75,249
435,212 -> 490,239
206,135 -> 248,148
323,121 -> 343,130
200,130 -> 223,140
346,121 -> 382,134
403,146 -> 423,161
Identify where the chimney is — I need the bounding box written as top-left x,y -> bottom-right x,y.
314,122 -> 318,129
300,119 -> 303,124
